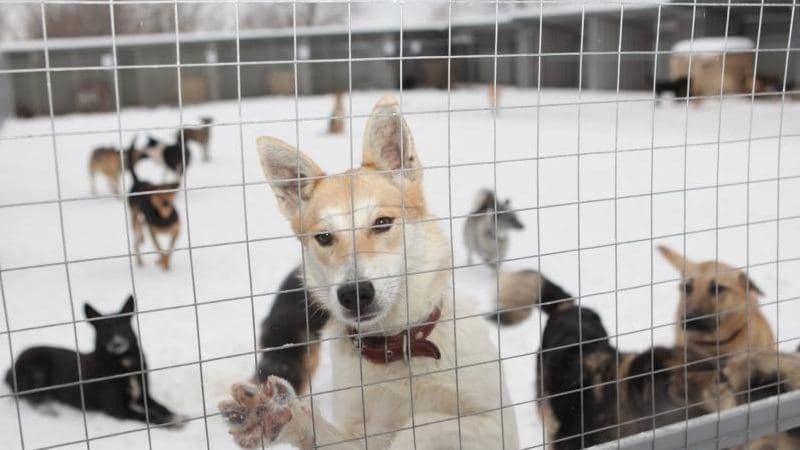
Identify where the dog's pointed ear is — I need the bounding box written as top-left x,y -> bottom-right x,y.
120,295 -> 136,315
657,245 -> 696,275
739,272 -> 764,297
507,211 -> 524,230
127,135 -> 138,152
84,303 -> 102,321
361,95 -> 421,183
257,136 -> 325,220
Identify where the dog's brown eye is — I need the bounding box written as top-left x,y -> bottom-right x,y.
681,280 -> 694,294
372,216 -> 394,233
314,232 -> 334,246
709,282 -> 727,295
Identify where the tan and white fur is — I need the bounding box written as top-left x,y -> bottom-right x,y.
88,146 -> 146,196
219,96 -> 518,449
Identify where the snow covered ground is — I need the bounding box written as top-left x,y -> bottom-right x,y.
1,87 -> 800,449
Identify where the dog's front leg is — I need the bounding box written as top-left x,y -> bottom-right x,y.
141,395 -> 188,428
147,227 -> 171,270
157,224 -> 179,270
220,376 -> 356,450
131,212 -> 145,266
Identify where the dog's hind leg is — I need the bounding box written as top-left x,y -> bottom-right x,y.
89,170 -> 97,196
108,175 -> 120,196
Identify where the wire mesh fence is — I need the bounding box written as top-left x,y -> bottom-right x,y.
1,1 -> 800,449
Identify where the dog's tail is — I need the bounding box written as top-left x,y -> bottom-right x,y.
488,269 -> 574,325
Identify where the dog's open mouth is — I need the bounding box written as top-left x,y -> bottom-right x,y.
345,311 -> 379,323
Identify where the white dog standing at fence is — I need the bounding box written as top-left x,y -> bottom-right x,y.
218,96 -> 519,449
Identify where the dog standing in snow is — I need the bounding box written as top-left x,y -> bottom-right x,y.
219,96 -> 519,449
182,116 -> 213,162
464,189 -> 524,268
88,140 -> 147,196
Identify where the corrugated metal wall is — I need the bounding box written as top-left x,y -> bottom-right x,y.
1,6 -> 795,117
0,54 -> 12,125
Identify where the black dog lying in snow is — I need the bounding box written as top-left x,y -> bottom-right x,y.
5,295 -> 186,428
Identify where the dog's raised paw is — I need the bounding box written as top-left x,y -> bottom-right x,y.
219,376 -> 296,448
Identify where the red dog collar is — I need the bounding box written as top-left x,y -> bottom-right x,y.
349,307 -> 442,364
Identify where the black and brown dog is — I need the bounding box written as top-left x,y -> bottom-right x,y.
6,296 -> 186,427
143,131 -> 192,180
255,268 -> 328,395
127,147 -> 180,270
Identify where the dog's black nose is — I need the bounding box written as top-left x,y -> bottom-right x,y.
337,281 -> 375,313
683,311 -> 717,331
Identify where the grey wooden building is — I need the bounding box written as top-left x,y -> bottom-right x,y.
0,2 -> 796,118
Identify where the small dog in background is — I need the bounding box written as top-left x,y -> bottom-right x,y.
658,246 -> 775,359
464,189 -> 524,268
143,131 -> 192,180
182,116 -> 213,162
88,141 -> 147,196
5,295 -> 185,427
327,91 -> 345,134
128,148 -> 181,270
655,76 -> 690,101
